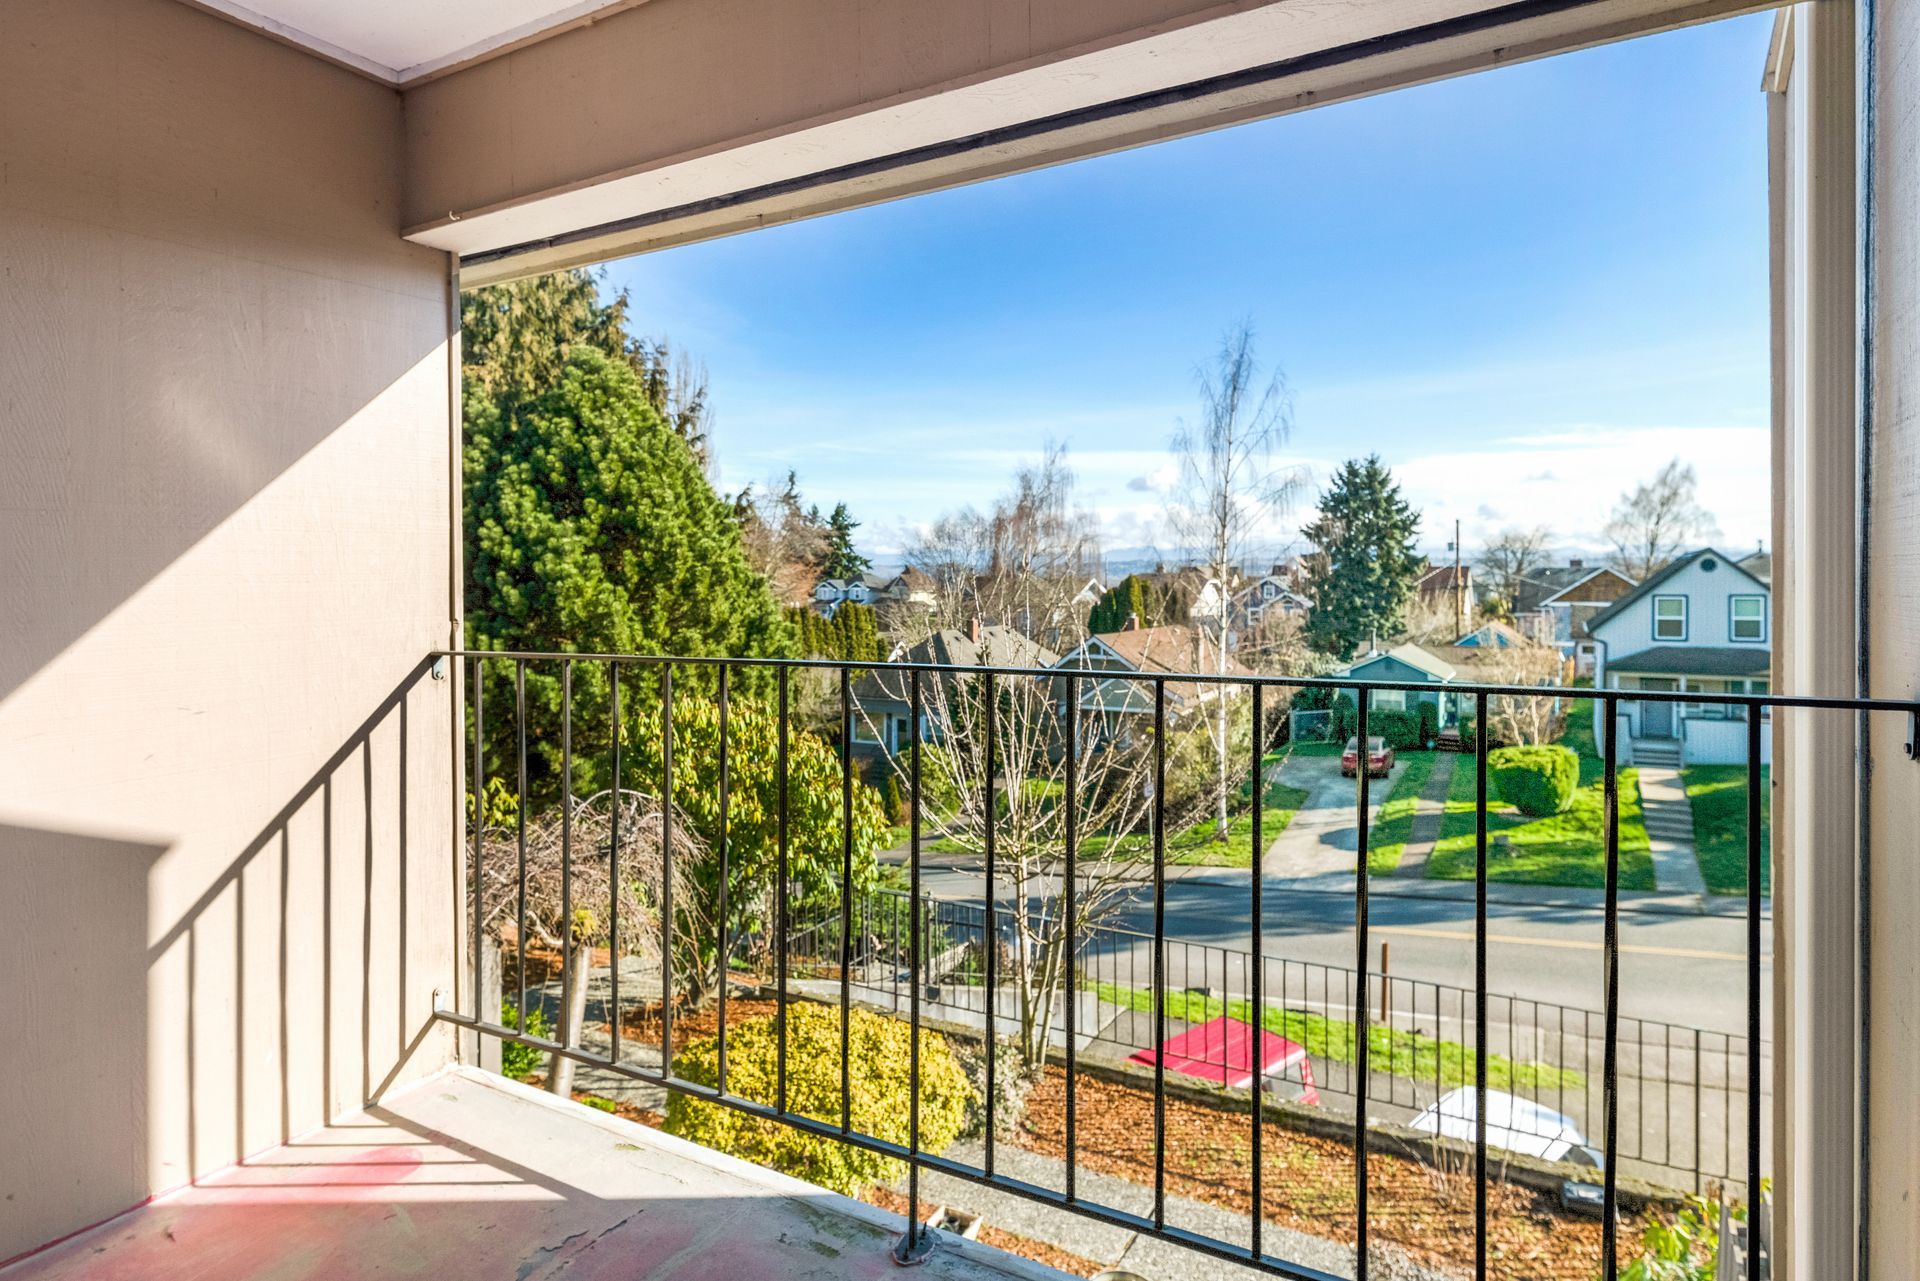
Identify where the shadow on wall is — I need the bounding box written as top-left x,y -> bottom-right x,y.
0,823 -> 160,1262
0,659 -> 457,1266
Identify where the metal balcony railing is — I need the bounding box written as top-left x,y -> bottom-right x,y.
430,648 -> 1902,1281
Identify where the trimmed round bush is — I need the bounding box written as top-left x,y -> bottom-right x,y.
664,1002 -> 975,1196
1489,744 -> 1579,816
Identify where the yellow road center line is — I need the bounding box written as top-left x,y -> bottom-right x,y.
1371,924 -> 1745,962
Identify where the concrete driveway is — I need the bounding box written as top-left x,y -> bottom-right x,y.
1261,750 -> 1395,881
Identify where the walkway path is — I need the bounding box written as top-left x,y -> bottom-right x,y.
1634,765 -> 1708,896
1390,751 -> 1458,878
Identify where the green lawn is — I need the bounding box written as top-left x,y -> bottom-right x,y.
1088,982 -> 1582,1092
1365,752 -> 1438,876
1683,764 -> 1771,895
1424,699 -> 1657,890
1083,769 -> 1309,869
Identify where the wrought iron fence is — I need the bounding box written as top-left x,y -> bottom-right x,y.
782,884 -> 1761,1196
430,647 -> 1883,1280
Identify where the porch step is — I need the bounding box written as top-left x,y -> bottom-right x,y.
1633,742 -> 1682,767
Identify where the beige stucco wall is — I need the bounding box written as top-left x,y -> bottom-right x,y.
0,0 -> 459,1261
1864,0 -> 1920,1272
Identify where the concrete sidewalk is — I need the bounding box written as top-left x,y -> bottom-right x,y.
1635,765 -> 1709,895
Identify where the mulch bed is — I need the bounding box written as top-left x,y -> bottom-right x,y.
1016,1065 -> 1628,1280
604,995 -> 780,1045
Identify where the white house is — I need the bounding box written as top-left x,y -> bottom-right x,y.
812,569 -> 936,615
1587,548 -> 1771,766
1231,573 -> 1312,629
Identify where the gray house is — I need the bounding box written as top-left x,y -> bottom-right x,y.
1588,547 -> 1772,766
849,624 -> 1058,759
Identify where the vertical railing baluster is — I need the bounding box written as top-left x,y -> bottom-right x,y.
1250,681 -> 1265,1263
1602,688 -> 1621,1279
776,665 -> 790,1115
661,664 -> 674,1072
894,666 -> 929,1264
717,665 -> 730,1096
1746,708 -> 1763,1267
516,661 -> 528,1033
561,660 -> 574,1053
1152,677 -> 1168,1231
610,662 -> 622,1063
1355,686 -> 1371,1281
841,665 -> 854,1132
1474,689 -> 1489,1281
984,669 -> 999,1180
1065,671 -> 1079,1204
471,657 -> 484,1025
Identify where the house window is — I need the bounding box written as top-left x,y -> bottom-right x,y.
1653,595 -> 1688,641
1370,688 -> 1407,711
1730,595 -> 1766,642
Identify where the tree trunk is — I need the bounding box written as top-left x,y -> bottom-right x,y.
546,939 -> 592,1098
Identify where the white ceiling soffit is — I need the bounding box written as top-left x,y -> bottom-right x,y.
182,0 -> 638,85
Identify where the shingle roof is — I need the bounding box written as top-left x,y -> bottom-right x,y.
1585,548 -> 1769,636
853,626 -> 1059,704
1606,646 -> 1771,677
1343,643 -> 1457,683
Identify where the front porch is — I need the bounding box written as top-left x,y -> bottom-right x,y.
1600,667 -> 1773,768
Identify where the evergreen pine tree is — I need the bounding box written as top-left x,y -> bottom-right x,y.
822,503 -> 871,579
1300,455 -> 1424,657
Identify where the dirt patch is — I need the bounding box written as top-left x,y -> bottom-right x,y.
1017,1065 -> 1625,1280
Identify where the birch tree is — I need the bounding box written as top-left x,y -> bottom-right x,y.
1165,324 -> 1304,839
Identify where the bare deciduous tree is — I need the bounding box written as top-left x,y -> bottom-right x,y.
476,789 -> 706,1097
1602,460 -> 1718,582
1473,643 -> 1571,745
1165,323 -> 1304,840
734,470 -> 830,606
863,657 -> 1208,1072
1476,526 -> 1555,609
905,445 -> 1103,648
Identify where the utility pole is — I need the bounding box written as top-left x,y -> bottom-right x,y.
1452,518 -> 1466,636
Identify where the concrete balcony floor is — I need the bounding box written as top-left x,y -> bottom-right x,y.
3,1068 -> 1066,1281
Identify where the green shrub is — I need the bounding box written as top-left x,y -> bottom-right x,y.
1489,745 -> 1579,816
1417,700 -> 1441,745
500,1000 -> 552,1080
1370,709 -> 1423,751
664,1002 -> 975,1196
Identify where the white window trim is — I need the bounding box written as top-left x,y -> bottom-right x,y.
1652,594 -> 1689,641
1730,594 -> 1768,642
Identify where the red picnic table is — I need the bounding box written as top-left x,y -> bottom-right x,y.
1127,1014 -> 1320,1105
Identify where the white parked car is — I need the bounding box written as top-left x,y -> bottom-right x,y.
1408,1088 -> 1606,1213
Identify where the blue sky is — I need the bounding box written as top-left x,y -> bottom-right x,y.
603,13 -> 1775,567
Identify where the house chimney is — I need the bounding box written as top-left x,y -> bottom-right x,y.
969,616 -> 982,644
1570,558 -> 1583,570
1124,612 -> 1141,632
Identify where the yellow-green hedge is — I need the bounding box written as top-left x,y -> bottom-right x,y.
664,1003 -> 975,1196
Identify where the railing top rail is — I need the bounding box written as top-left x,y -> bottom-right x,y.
438,647 -> 1911,713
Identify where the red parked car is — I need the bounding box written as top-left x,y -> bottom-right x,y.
1341,735 -> 1394,778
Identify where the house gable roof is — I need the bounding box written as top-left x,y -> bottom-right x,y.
1586,548 -> 1769,637
854,625 -> 1059,705
1341,643 -> 1456,683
